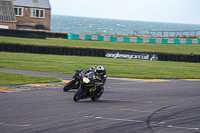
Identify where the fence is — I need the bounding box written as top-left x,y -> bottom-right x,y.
0,29 -> 70,39
133,30 -> 200,38
0,29 -> 46,39
1,29 -> 200,44
67,34 -> 200,44
46,32 -> 68,38
0,43 -> 199,62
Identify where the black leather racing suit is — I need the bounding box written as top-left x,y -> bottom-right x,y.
95,69 -> 107,86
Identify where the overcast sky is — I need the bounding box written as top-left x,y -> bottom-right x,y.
49,0 -> 200,25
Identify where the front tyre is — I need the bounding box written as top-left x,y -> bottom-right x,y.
73,87 -> 83,102
63,80 -> 73,92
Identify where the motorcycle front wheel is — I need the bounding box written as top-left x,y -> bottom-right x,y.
63,80 -> 73,92
73,87 -> 83,102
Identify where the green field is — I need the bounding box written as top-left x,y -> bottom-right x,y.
0,36 -> 200,55
0,36 -> 200,86
0,52 -> 200,80
0,72 -> 60,86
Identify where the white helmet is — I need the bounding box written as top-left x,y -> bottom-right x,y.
96,65 -> 104,75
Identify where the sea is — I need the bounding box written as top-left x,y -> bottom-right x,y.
51,15 -> 200,37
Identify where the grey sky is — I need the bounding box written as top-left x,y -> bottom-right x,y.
49,0 -> 200,24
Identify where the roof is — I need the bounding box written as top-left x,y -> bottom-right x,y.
12,0 -> 51,9
0,0 -> 16,22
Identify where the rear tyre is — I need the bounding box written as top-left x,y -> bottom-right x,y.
63,81 -> 73,92
73,87 -> 83,102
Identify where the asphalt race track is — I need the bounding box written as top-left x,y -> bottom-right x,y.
0,68 -> 200,133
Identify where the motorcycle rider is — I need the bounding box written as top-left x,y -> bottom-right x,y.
88,66 -> 95,72
95,65 -> 107,85
78,65 -> 106,88
64,66 -> 95,91
76,66 -> 95,74
94,65 -> 107,95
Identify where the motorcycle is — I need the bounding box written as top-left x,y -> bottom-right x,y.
63,69 -> 88,92
73,71 -> 104,102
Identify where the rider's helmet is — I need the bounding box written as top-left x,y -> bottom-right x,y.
89,66 -> 95,72
96,65 -> 104,75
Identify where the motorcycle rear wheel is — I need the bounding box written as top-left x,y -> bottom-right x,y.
63,80 -> 73,92
73,87 -> 83,102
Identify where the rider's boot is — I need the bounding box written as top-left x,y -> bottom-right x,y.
97,86 -> 104,96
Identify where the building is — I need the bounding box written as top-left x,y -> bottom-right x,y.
0,0 -> 17,29
0,0 -> 51,30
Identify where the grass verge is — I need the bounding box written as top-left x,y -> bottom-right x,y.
0,72 -> 61,86
0,52 -> 200,79
0,36 -> 200,55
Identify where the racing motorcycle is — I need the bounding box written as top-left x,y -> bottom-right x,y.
73,71 -> 104,102
63,69 -> 88,92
